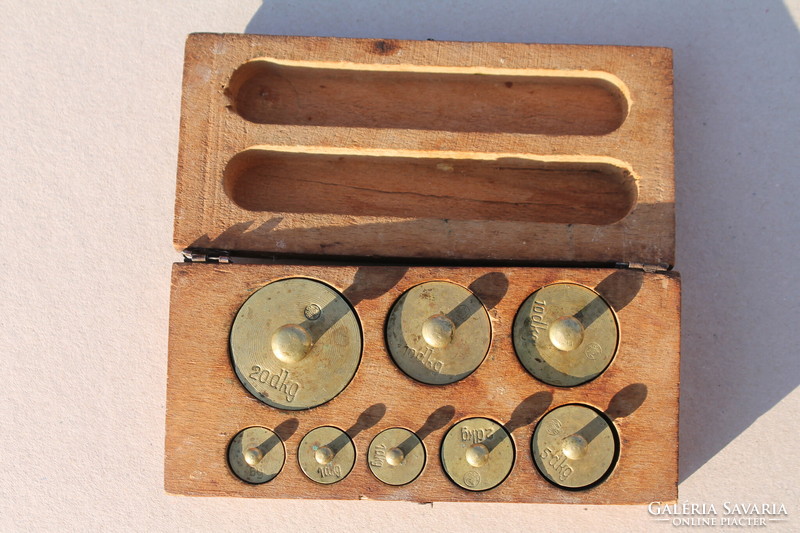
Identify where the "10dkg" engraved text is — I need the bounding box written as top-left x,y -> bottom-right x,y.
370,443 -> 386,467
529,300 -> 548,342
317,463 -> 342,478
404,345 -> 444,373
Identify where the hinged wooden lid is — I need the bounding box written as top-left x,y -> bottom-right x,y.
174,33 -> 674,266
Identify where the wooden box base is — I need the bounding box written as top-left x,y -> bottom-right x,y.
165,263 -> 679,503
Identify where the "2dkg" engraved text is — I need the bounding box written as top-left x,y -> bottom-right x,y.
461,425 -> 495,443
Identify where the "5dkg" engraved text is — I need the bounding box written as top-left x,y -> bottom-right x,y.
540,446 -> 574,481
461,425 -> 495,443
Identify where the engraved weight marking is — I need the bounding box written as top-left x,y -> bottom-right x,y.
316,463 -> 343,478
540,446 -> 574,481
585,342 -> 602,360
371,443 -> 387,468
463,470 -> 481,488
248,365 -> 301,402
403,345 -> 444,373
529,300 -> 548,341
304,303 -> 322,320
460,425 -> 495,444
545,418 -> 562,436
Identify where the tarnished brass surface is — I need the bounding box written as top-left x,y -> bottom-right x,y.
513,282 -> 619,387
386,281 -> 491,385
230,278 -> 362,410
441,418 -> 514,491
298,426 -> 356,484
367,427 -> 425,486
532,404 -> 618,489
227,426 -> 285,484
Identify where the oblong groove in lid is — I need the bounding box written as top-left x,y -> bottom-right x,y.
223,147 -> 639,226
227,58 -> 630,135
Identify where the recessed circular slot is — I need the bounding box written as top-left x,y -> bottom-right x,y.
385,281 -> 491,385
513,282 -> 620,387
229,277 -> 362,410
532,404 -> 619,489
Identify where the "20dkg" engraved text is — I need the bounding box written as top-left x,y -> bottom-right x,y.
248,366 -> 301,403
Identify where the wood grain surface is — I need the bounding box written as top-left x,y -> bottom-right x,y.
173,34 -> 675,266
165,264 -> 680,503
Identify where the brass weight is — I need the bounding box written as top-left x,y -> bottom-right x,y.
298,426 -> 356,485
513,282 -> 619,387
368,428 -> 426,486
386,281 -> 491,385
230,278 -> 362,410
441,418 -> 514,491
532,404 -> 619,489
227,426 -> 285,484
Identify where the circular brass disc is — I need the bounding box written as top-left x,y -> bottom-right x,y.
513,282 -> 619,387
227,426 -> 285,484
368,427 -> 426,486
532,404 -> 618,489
386,281 -> 491,385
298,426 -> 356,484
441,418 -> 514,491
230,278 -> 362,410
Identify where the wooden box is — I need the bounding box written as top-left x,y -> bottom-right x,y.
166,34 -> 679,503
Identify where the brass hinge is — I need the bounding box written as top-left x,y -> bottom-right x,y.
182,250 -> 231,263
616,262 -> 670,273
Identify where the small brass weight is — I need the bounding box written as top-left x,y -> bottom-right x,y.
227,426 -> 285,484
532,404 -> 619,489
368,428 -> 426,486
441,418 -> 514,491
513,282 -> 620,387
298,426 -> 356,484
229,278 -> 362,410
